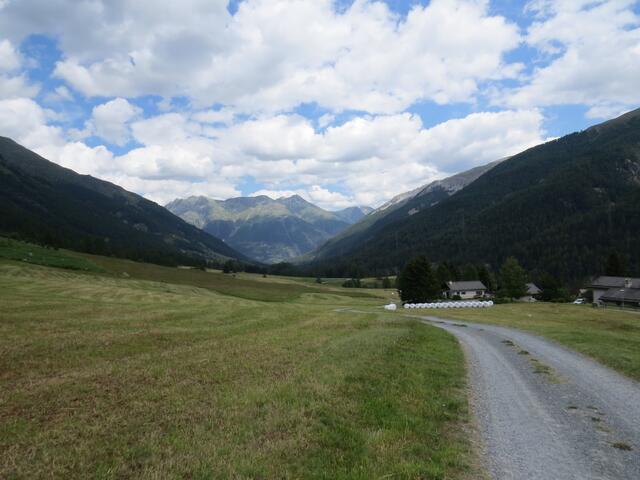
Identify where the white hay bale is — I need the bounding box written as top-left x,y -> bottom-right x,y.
384,303 -> 397,311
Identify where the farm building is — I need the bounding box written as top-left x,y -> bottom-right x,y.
590,276 -> 640,308
445,281 -> 487,299
520,283 -> 542,302
599,288 -> 640,308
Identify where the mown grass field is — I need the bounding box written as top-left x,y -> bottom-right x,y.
81,253 -> 377,303
0,258 -> 475,479
425,303 -> 640,381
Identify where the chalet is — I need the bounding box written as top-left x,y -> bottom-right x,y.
520,283 -> 542,302
445,281 -> 487,299
590,276 -> 640,308
590,276 -> 640,303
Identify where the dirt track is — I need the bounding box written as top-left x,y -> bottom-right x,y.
423,316 -> 640,480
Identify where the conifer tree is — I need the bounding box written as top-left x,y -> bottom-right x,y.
398,256 -> 440,303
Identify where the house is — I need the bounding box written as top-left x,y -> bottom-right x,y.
590,276 -> 640,304
445,281 -> 487,299
599,288 -> 640,308
520,283 -> 542,302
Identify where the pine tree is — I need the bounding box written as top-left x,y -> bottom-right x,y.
478,265 -> 496,292
436,263 -> 453,286
499,257 -> 528,299
223,260 -> 234,274
398,256 -> 440,303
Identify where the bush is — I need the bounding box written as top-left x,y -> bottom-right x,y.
493,297 -> 512,304
342,278 -> 361,288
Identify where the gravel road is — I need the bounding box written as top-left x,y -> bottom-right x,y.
421,316 -> 640,480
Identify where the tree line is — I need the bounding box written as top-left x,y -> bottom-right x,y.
397,255 -> 573,303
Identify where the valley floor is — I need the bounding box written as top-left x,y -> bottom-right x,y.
3,242 -> 640,479
0,259 -> 474,479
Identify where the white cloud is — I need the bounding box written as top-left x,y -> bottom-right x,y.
0,38 -> 38,99
4,1 -> 601,211
0,97 -> 114,175
0,0 -> 520,114
90,98 -> 142,145
192,108 -> 235,125
502,0 -> 640,116
131,113 -> 202,146
183,108 -> 545,208
0,97 -> 62,150
0,73 -> 38,99
0,39 -> 20,71
0,88 -> 546,210
101,175 -> 241,206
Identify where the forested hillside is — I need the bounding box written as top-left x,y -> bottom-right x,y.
308,109 -> 640,281
308,160 -> 502,262
0,137 -> 247,266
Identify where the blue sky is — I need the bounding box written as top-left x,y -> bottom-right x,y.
0,0 -> 638,209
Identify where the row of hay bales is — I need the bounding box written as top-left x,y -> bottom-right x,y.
404,300 -> 493,309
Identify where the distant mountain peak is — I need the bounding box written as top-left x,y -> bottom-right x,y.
166,193 -> 366,263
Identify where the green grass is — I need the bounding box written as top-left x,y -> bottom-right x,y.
429,303 -> 640,381
79,253 -> 377,303
0,237 -> 103,272
0,261 -> 474,479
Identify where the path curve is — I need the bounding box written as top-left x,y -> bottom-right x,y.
421,316 -> 640,480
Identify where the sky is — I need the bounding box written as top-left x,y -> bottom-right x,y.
0,0 -> 639,210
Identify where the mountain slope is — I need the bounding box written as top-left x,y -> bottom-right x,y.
309,108 -> 640,280
0,137 -> 247,266
308,160 -> 502,262
166,195 -> 370,263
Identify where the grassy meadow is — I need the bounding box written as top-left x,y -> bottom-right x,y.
0,257 -> 475,479
425,303 -> 640,381
0,238 -> 104,273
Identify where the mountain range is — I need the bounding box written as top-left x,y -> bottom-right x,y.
306,108 -> 640,282
166,195 -> 372,263
0,136 -> 247,266
2,107 -> 638,281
